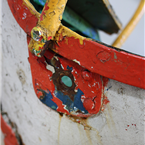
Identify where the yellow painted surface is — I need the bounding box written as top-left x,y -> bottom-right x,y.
28,39 -> 44,53
26,0 -> 88,57
38,0 -> 68,40
55,25 -> 85,45
112,0 -> 145,48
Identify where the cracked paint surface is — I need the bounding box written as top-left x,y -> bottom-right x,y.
7,0 -> 145,118
2,0 -> 145,144
28,36 -> 108,117
8,0 -> 145,89
1,115 -> 19,145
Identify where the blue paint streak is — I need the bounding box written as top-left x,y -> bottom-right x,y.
83,29 -> 100,41
55,90 -> 73,110
74,89 -> 88,113
67,66 -> 73,71
55,88 -> 88,113
39,90 -> 58,110
39,88 -> 88,114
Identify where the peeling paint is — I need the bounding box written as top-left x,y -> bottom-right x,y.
1,114 -> 24,145
28,43 -> 109,117
38,0 -> 67,39
7,0 -> 145,120
55,25 -> 85,45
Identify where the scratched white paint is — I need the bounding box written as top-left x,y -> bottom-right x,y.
0,129 -> 5,145
1,0 -> 145,145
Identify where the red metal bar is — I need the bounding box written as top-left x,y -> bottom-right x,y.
7,0 -> 145,89
7,0 -> 39,35
55,36 -> 145,89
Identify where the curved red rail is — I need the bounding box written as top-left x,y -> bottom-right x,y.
7,0 -> 145,89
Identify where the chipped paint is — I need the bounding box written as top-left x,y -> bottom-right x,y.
54,37 -> 145,89
1,115 -> 19,145
72,59 -> 81,65
7,0 -> 145,119
23,0 -> 40,18
27,34 -> 109,117
7,0 -> 39,35
38,0 -> 67,40
55,25 -> 85,45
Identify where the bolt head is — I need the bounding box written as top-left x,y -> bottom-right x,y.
31,26 -> 43,41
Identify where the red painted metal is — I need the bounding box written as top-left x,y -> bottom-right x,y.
7,0 -> 145,89
27,36 -> 109,117
1,115 -> 19,145
7,0 -> 145,117
54,37 -> 145,89
7,0 -> 38,36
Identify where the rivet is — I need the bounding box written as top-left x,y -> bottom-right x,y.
83,98 -> 95,111
82,71 -> 92,81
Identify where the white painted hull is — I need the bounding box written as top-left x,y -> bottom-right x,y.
1,0 -> 145,145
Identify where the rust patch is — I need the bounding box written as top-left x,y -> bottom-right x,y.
85,129 -> 93,145
57,115 -> 62,144
68,115 -> 92,130
52,69 -> 76,101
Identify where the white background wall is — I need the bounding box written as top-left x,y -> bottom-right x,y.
99,0 -> 145,56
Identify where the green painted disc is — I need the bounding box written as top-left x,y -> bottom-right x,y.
61,76 -> 72,87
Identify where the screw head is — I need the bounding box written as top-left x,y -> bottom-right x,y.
31,26 -> 43,41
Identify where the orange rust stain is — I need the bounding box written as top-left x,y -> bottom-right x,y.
95,131 -> 103,145
85,129 -> 93,145
104,104 -> 117,138
68,115 -> 104,145
77,124 -> 83,140
68,115 -> 92,130
57,114 -> 62,145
